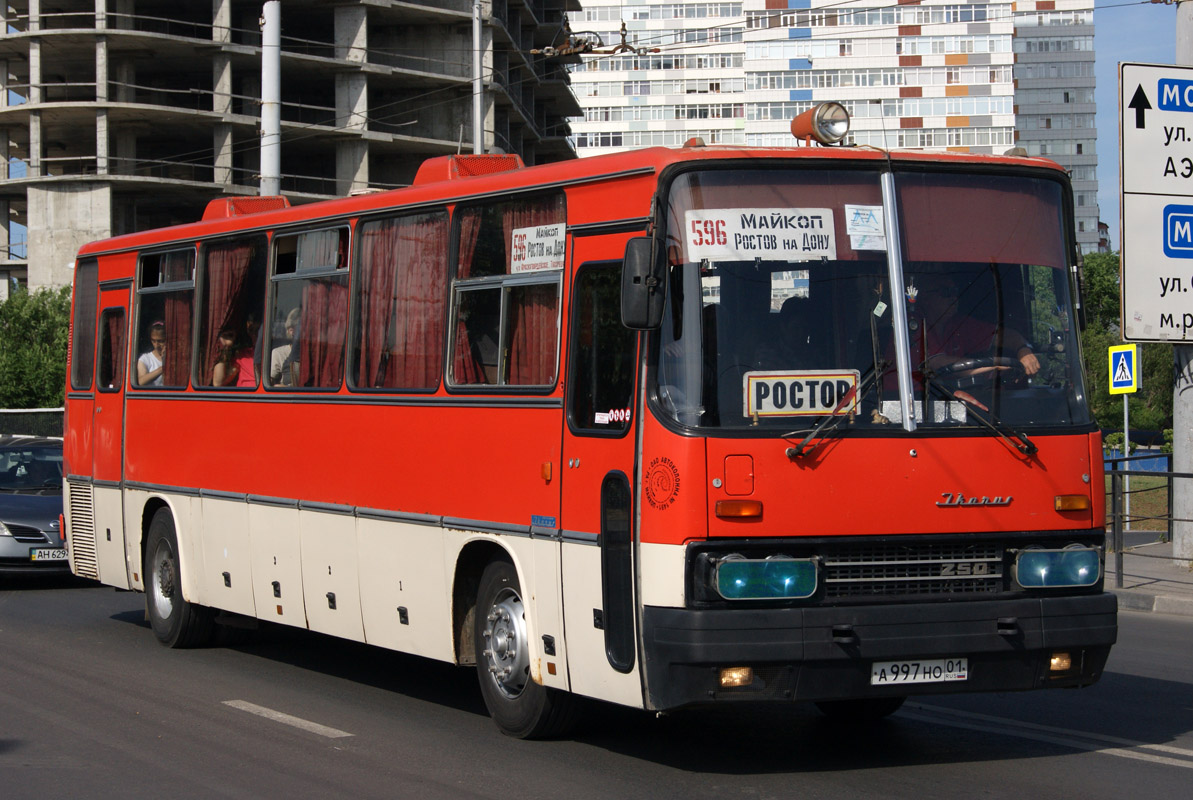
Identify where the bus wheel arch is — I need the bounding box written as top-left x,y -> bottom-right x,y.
451,541 -> 508,667
471,556 -> 578,738
144,506 -> 214,648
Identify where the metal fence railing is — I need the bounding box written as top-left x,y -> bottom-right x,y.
1105,452 -> 1192,588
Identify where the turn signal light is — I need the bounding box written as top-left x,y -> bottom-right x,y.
716,500 -> 763,519
1055,495 -> 1090,511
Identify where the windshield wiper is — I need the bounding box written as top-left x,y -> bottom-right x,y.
920,369 -> 1038,456
785,360 -> 890,459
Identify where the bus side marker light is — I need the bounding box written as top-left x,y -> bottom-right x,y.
1054,495 -> 1090,511
715,500 -> 762,519
1050,652 -> 1073,672
541,462 -> 552,482
720,666 -> 753,688
715,556 -> 818,600
1013,547 -> 1100,588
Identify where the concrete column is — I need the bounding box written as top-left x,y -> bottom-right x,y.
96,109 -> 109,175
29,112 -> 42,177
0,200 -> 8,263
29,39 -> 41,105
113,60 -> 133,103
27,185 -> 112,289
212,0 -> 232,43
335,73 -> 368,132
1,134 -> 8,181
336,141 -> 368,196
213,125 -> 233,185
29,0 -> 40,32
95,0 -> 106,28
213,55 -> 232,114
111,0 -> 133,30
96,37 -> 108,101
1,60 -> 7,109
334,5 -> 367,63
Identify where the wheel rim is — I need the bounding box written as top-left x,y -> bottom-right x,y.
150,540 -> 177,622
481,586 -> 529,699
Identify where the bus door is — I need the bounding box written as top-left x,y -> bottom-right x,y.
560,254 -> 643,706
89,282 -> 132,589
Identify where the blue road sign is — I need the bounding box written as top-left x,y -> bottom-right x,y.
1163,204 -> 1193,258
1109,344 -> 1139,395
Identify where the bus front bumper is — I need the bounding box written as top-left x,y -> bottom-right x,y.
641,593 -> 1117,710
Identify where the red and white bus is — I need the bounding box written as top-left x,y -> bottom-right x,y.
64,106 -> 1115,737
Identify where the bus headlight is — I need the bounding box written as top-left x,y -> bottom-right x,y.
1013,546 -> 1101,589
715,555 -> 818,600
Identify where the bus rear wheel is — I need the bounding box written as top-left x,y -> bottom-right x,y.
145,508 -> 213,648
474,558 -> 577,738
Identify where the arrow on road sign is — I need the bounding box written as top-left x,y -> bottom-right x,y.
1129,84 -> 1152,129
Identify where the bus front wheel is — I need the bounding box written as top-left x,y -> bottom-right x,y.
145,508 -> 213,648
474,558 -> 576,738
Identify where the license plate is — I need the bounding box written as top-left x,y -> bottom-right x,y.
30,548 -> 68,562
871,658 -> 968,685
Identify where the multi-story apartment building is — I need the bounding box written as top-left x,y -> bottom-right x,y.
567,0 -> 1098,251
1012,0 -> 1098,252
0,0 -> 580,294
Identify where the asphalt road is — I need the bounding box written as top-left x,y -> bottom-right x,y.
2,576 -> 1191,799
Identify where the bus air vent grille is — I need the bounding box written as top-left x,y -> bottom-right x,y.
67,482 -> 98,580
822,542 -> 1003,599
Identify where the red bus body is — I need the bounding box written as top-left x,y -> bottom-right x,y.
63,141 -> 1115,735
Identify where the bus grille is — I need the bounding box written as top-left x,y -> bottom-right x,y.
822,541 -> 1003,600
67,482 -> 99,580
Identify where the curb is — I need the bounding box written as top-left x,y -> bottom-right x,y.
1111,589 -> 1193,617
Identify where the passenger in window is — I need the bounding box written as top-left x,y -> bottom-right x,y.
756,296 -> 824,369
270,308 -> 301,386
137,321 -> 167,386
212,326 -> 256,388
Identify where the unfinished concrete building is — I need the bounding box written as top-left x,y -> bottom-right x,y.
0,1 -> 580,293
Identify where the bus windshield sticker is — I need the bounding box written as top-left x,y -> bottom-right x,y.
684,209 -> 835,263
743,370 -> 860,418
844,204 -> 886,252
510,223 -> 566,273
594,407 -> 631,425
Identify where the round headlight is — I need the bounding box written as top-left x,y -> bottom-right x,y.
791,102 -> 851,145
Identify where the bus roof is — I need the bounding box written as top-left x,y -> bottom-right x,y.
75,144 -> 1068,259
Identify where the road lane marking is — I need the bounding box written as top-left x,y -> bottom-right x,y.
904,703 -> 1193,769
222,700 -> 354,739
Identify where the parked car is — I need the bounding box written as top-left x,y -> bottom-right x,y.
0,436 -> 68,574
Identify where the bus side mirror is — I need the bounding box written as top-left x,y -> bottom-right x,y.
622,236 -> 666,330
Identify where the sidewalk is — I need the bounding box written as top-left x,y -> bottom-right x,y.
1106,538 -> 1193,617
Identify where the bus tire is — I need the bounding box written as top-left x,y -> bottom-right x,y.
145,508 -> 213,648
474,558 -> 577,739
815,696 -> 906,722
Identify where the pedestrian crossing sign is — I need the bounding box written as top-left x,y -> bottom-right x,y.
1108,344 -> 1139,394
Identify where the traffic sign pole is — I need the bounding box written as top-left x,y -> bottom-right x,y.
1179,4 -> 1193,568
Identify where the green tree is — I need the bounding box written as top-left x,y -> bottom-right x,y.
0,286 -> 71,408
1078,252 -> 1172,433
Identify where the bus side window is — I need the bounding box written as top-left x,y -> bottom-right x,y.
96,307 -> 126,392
449,194 -> 564,389
70,259 -> 99,390
351,211 -> 448,391
567,263 -> 636,433
197,235 -> 268,389
134,249 -> 195,389
270,227 -> 349,390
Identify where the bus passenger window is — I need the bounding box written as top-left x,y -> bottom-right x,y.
568,264 -> 636,433
270,228 -> 348,390
70,259 -> 98,390
352,211 -> 447,391
134,249 -> 194,389
198,235 -> 267,389
450,193 -> 564,389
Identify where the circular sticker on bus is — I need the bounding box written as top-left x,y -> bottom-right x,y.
645,457 -> 680,511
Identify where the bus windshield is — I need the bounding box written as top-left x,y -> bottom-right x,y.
655,166 -> 1090,432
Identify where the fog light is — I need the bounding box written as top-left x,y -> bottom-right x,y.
716,556 -> 818,600
1050,652 -> 1073,672
1014,547 -> 1100,588
720,666 -> 754,688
